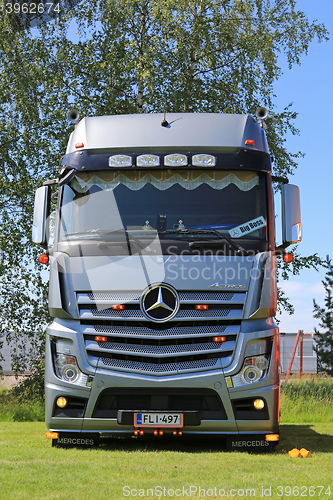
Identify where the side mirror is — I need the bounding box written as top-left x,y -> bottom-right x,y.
32,186 -> 50,245
281,184 -> 302,246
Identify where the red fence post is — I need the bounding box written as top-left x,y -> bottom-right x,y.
285,330 -> 302,383
300,331 -> 304,378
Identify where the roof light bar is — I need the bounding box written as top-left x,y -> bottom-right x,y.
108,155 -> 132,167
192,154 -> 216,167
136,154 -> 160,167
164,154 -> 187,167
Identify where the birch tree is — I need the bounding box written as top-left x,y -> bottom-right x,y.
0,0 -> 328,372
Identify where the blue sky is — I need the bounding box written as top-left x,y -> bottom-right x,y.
274,0 -> 333,332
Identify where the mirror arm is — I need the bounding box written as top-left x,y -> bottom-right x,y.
43,178 -> 58,186
275,243 -> 289,256
271,175 -> 289,184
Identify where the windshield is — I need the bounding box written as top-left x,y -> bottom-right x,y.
58,169 -> 268,254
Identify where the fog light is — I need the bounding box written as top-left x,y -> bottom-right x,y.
253,398 -> 265,410
56,397 -> 67,408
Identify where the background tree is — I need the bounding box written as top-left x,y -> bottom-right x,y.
313,256 -> 333,377
0,0 -> 328,373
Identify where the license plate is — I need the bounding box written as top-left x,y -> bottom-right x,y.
134,412 -> 183,428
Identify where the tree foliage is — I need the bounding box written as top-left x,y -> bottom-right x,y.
313,256 -> 333,377
0,0 -> 329,373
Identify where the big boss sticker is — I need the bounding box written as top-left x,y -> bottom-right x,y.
229,216 -> 266,238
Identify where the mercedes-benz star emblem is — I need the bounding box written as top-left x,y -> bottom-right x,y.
141,284 -> 179,323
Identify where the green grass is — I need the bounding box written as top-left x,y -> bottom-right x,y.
0,378 -> 332,498
0,387 -> 44,422
281,378 -> 333,423
0,422 -> 332,499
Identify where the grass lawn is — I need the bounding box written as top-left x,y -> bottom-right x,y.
1,378 -> 332,499
0,421 -> 332,499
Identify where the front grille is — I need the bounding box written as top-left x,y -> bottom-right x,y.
92,340 -> 229,354
93,324 -> 227,337
77,289 -> 245,375
79,291 -> 239,303
100,356 -> 221,373
80,305 -> 242,321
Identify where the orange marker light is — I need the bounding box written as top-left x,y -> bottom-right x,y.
196,304 -> 208,310
95,336 -> 107,342
213,336 -> 226,343
178,431 -> 182,436
112,304 -> 125,310
265,434 -> 279,442
159,430 -> 163,436
75,142 -> 84,148
134,430 -> 139,436
245,140 -> 255,146
39,254 -> 49,264
283,253 -> 293,263
46,432 -> 59,439
154,430 -> 158,436
139,430 -> 144,436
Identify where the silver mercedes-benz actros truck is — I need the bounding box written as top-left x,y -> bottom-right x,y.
32,110 -> 301,450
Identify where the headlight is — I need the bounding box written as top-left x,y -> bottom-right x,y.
53,353 -> 93,388
242,364 -> 262,384
230,354 -> 270,388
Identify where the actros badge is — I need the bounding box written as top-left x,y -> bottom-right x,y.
140,284 -> 179,323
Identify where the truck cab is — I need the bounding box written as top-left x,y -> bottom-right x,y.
33,111 -> 301,450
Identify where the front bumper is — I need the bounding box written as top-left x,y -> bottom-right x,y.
46,365 -> 279,436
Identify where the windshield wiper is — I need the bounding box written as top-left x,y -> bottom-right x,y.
64,229 -> 156,253
157,228 -> 249,255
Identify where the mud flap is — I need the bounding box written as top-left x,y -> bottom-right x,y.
51,432 -> 100,448
226,435 -> 277,453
